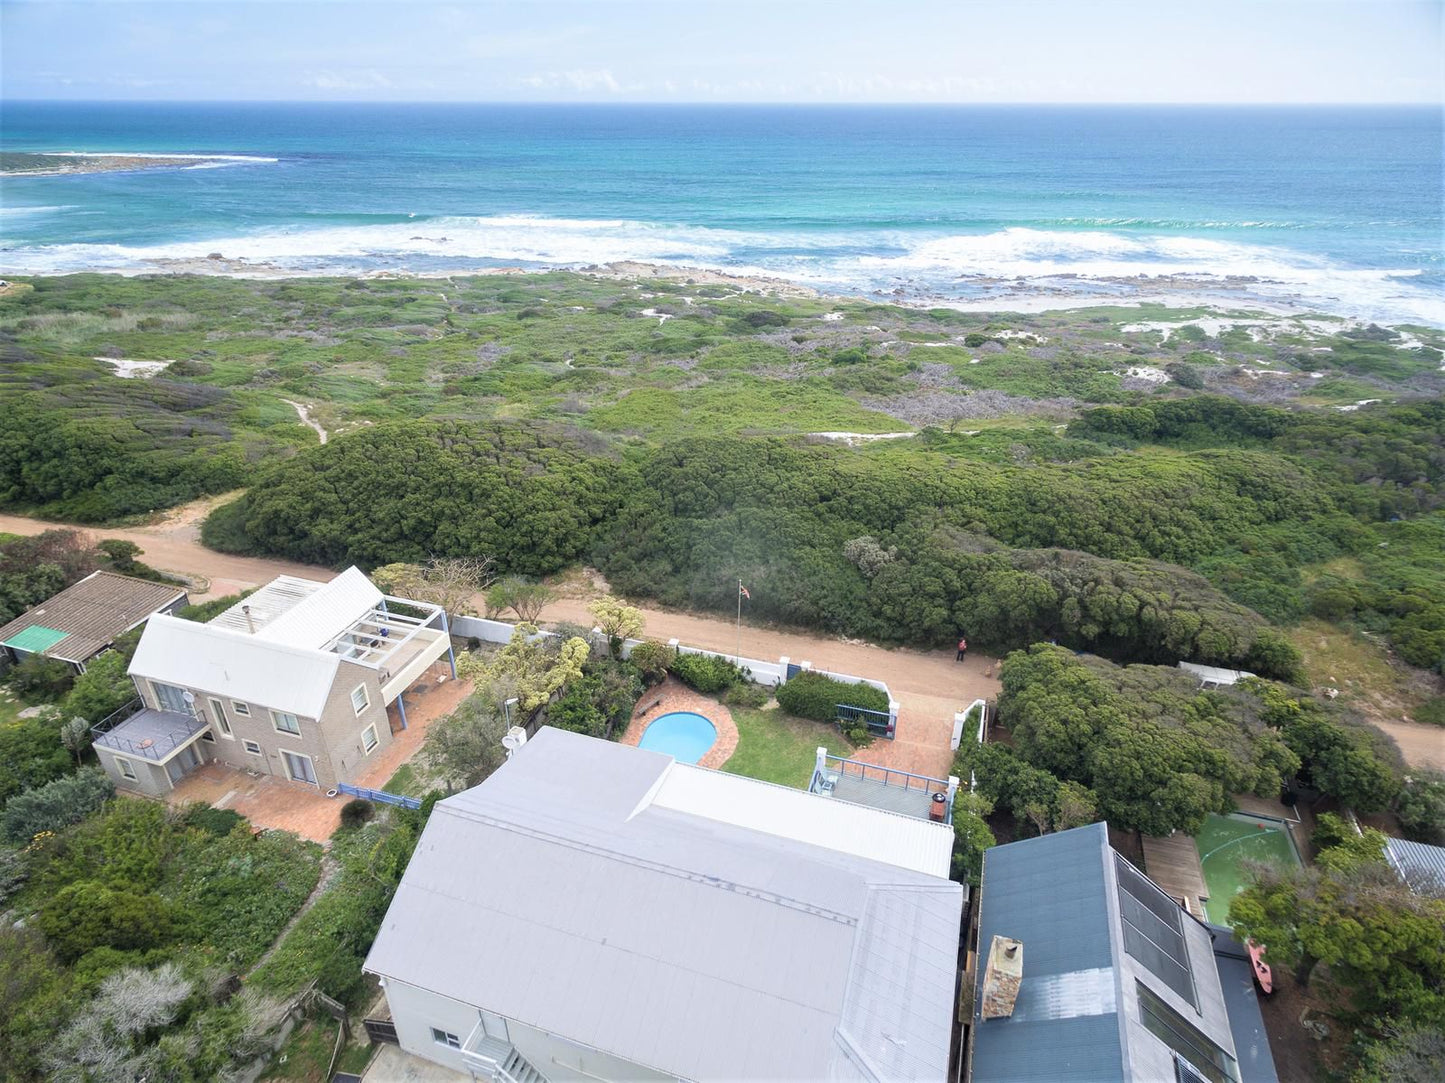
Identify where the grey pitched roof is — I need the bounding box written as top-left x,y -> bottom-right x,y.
365,727 -> 963,1082
0,571 -> 185,663
972,823 -> 1125,1083
1384,836 -> 1445,896
972,823 -> 1252,1083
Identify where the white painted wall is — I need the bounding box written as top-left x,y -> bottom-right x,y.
377,977 -> 681,1082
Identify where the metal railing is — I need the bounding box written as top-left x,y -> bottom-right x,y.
336,782 -> 421,810
836,703 -> 895,739
809,752 -> 956,824
90,699 -> 206,761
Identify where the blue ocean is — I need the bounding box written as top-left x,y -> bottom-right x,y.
2,103 -> 1441,325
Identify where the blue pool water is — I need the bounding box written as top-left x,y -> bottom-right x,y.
638,711 -> 717,765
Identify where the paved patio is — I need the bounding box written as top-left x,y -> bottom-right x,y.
619,676 -> 738,769
362,1045 -> 466,1082
166,663 -> 472,842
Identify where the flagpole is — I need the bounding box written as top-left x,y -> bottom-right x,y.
736,578 -> 742,666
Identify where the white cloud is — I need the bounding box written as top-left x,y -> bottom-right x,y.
519,68 -> 636,94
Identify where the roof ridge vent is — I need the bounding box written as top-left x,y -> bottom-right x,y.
980,935 -> 1024,1020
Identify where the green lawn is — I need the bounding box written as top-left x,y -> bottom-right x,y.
380,762 -> 421,797
721,707 -> 854,789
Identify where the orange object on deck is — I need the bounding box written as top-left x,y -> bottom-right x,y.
1247,939 -> 1273,994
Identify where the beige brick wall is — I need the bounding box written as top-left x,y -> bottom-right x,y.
132,663 -> 390,790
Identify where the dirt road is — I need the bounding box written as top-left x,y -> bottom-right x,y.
5,505 -> 1436,776
1,506 -> 993,777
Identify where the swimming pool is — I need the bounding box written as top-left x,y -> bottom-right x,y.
638,711 -> 717,765
1194,812 -> 1303,924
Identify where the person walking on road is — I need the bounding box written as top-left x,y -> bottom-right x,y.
956,636 -> 968,662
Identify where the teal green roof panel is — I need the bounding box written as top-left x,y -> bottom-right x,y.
3,625 -> 71,653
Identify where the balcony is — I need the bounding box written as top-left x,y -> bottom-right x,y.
91,699 -> 209,762
809,750 -> 958,824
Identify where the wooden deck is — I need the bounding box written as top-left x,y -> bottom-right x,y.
1140,831 -> 1209,920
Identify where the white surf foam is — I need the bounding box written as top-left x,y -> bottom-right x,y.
2,218 -> 1440,328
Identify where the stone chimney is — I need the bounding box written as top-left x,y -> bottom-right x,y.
980,935 -> 1024,1020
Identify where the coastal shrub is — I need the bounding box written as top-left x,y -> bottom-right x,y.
1164,362 -> 1205,389
668,652 -> 744,694
1,769 -> 114,844
721,681 -> 769,710
339,799 -> 374,830
179,805 -> 243,838
997,646 -> 1303,836
1395,770 -> 1445,845
37,880 -> 176,961
6,655 -> 75,702
0,715 -> 74,808
627,639 -> 672,685
776,671 -> 889,723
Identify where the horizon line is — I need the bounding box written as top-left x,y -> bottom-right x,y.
5,97 -> 1441,108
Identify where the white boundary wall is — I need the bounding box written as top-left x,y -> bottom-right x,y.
448,613 -> 892,704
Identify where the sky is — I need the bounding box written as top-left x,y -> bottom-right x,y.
2,0 -> 1441,104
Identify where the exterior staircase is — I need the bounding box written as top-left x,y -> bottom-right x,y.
466,1035 -> 548,1083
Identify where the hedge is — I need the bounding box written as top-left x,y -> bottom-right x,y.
776,671 -> 890,723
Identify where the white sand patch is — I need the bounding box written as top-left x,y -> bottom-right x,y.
821,312 -> 845,321
994,329 -> 1048,343
809,431 -> 915,446
1336,399 -> 1384,412
1238,366 -> 1293,378
639,307 -> 672,325
97,357 -> 174,378
1121,365 -> 1171,384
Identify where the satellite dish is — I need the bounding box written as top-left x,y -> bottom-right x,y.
182,691 -> 196,704
501,726 -> 528,751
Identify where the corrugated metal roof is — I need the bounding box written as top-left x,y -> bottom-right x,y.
972,823 -> 1126,1083
3,625 -> 70,653
0,571 -> 186,663
255,567 -> 381,650
1384,836 -> 1445,895
129,613 -> 340,719
366,728 -> 962,1081
1209,925 -> 1279,1083
652,763 -> 955,877
208,575 -> 322,635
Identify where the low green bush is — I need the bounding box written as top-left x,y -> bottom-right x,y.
181,805 -> 244,838
669,652 -> 745,694
1,768 -> 113,844
721,681 -> 769,710
627,639 -> 672,685
775,671 -> 890,723
6,655 -> 75,702
339,799 -> 374,830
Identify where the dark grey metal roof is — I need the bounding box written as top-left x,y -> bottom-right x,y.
1208,925 -> 1279,1083
1384,836 -> 1445,896
972,823 -> 1264,1083
365,727 -> 962,1081
972,822 -> 1125,1083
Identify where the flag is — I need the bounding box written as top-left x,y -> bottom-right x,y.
739,583 -> 751,599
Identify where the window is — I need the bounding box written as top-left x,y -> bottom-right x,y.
242,740 -> 263,756
116,757 -> 137,780
201,729 -> 216,743
361,724 -> 378,753
232,701 -> 251,717
350,684 -> 370,715
431,1028 -> 461,1050
1137,982 -> 1239,1083
272,711 -> 302,736
208,698 -> 233,739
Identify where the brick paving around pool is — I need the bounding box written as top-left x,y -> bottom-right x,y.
621,676 -> 737,769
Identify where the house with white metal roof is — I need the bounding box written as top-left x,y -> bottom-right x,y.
1383,836 -> 1445,896
92,567 -> 455,797
364,726 -> 964,1082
